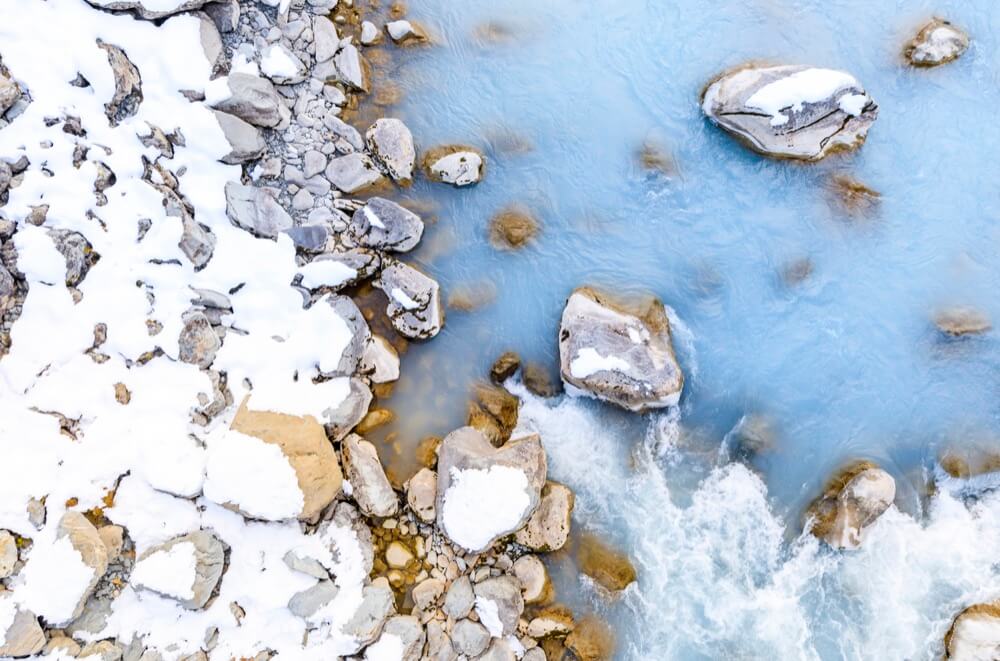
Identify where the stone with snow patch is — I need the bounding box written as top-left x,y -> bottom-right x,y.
360,335 -> 400,384
559,286 -> 683,412
806,461 -> 895,550
904,18 -> 969,67
343,577 -> 396,646
260,43 -> 305,84
178,310 -> 221,368
98,40 -> 143,126
349,197 -> 423,253
513,480 -> 574,551
325,152 -> 385,193
701,64 -> 877,161
945,601 -> 1000,661
368,615 -> 425,661
132,531 -> 224,609
327,377 -> 375,441
435,426 -> 546,552
0,599 -> 44,658
474,576 -> 523,637
84,0 -> 215,19
386,20 -> 427,45
224,181 -> 293,238
209,73 -> 286,127
304,249 -> 380,291
452,618 -> 490,656
288,579 -> 339,619
321,295 -> 371,377
0,73 -> 21,115
374,259 -> 444,340
203,0 -> 239,33
342,434 -> 398,518
361,21 -> 381,46
422,146 -> 485,187
213,111 -> 265,164
366,119 -> 416,183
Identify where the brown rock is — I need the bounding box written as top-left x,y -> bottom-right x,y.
805,460 -> 895,550
828,175 -> 880,219
490,351 -> 521,384
527,604 -> 575,638
489,206 -> 539,250
523,362 -> 559,397
576,532 -> 636,592
515,481 -> 574,551
231,401 -> 342,522
945,601 -> 1000,659
940,442 -> 1000,479
565,615 -> 615,661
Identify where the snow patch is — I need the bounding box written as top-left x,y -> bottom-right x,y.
475,596 -> 504,637
364,632 -> 405,660
16,535 -> 95,626
299,260 -> 357,289
441,466 -> 531,552
570,347 -> 631,379
131,541 -> 198,601
746,68 -> 861,127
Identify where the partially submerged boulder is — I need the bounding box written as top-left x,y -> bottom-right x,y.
945,602 -> 1000,660
576,532 -> 636,592
558,287 -> 683,412
934,307 -> 991,337
366,118 -> 416,183
805,461 -> 895,550
904,18 -> 969,67
701,64 -> 878,160
489,205 -> 539,250
374,260 -> 444,339
436,427 -> 546,552
514,481 -> 574,552
422,145 -> 484,187
131,531 -> 225,609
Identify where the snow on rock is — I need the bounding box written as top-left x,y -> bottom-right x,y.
945,602 -> 1000,661
260,43 -> 305,84
904,18 -> 970,67
374,259 -> 444,339
421,145 -> 485,187
559,287 -> 684,412
348,197 -> 424,253
131,531 -> 224,609
436,427 -> 546,552
701,64 -> 877,160
806,461 -> 896,550
473,576 -> 524,638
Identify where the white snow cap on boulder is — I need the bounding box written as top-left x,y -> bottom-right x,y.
559,286 -> 683,412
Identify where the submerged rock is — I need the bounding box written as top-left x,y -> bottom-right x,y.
806,461 -> 895,550
934,307 -> 991,337
565,615 -> 615,661
131,531 -> 225,609
576,532 -> 636,592
945,602 -> 1000,660
374,260 -> 444,339
558,287 -> 683,412
490,351 -> 521,384
489,205 -> 539,250
828,174 -> 881,218
701,64 -> 877,161
939,442 -> 1000,479
904,18 -> 969,67
348,197 -> 423,252
366,118 -> 416,183
436,426 -> 546,552
466,382 -> 520,447
422,145 -> 485,187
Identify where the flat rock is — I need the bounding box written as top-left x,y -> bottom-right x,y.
443,575 -> 474,620
342,434 -> 398,518
374,259 -> 444,339
213,111 -> 265,164
178,311 -> 221,368
327,377 -> 373,441
701,64 -> 877,161
359,335 -> 400,384
806,461 -> 895,550
904,18 -> 969,67
0,602 -> 45,657
343,577 -> 396,645
210,73 -> 285,128
452,619 -> 490,657
85,0 -> 214,19
559,287 -> 683,412
411,577 -> 445,612
405,467 -> 436,523
945,602 -> 1000,661
436,427 -> 546,552
372,615 -> 425,661
332,43 -> 368,92
422,145 -> 484,187
325,152 -> 384,193
131,531 -> 225,609
366,119 -> 416,182
348,197 -> 423,253
512,554 -> 551,604
474,576 -> 524,637
514,481 -> 573,552
224,182 -> 293,238
0,530 -> 17,578
313,16 -> 340,63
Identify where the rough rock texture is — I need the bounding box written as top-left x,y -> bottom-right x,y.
444,575 -> 475,620
213,111 -> 265,164
474,576 -> 524,637
374,260 -> 444,339
559,287 -> 684,412
133,531 -> 225,610
326,377 -> 373,441
224,181 -> 293,238
576,532 -> 637,592
452,619 -> 490,656
230,402 -> 343,522
348,197 -> 423,253
98,41 -> 142,126
366,119 -> 416,182
0,529 -> 17,578
514,481 -> 574,551
467,383 -> 520,447
904,18 -> 969,67
527,605 -> 574,638
945,602 -> 1000,661
0,602 -> 45,657
210,73 -> 285,128
57,511 -> 110,624
378,615 -> 426,660
701,64 -> 878,160
436,427 -> 546,551
490,351 -> 521,384
178,311 -> 221,368
359,335 -> 400,384
513,554 -> 552,605
343,577 -> 395,645
342,434 -> 398,518
288,580 -> 338,618
422,145 -> 485,187
565,616 -> 615,661
406,467 -> 437,523
325,152 -> 384,193
85,0 -> 214,19
934,307 -> 991,337
806,461 -> 896,550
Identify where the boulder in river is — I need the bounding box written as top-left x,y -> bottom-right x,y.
514,480 -> 574,552
374,259 -> 444,339
701,64 -> 878,160
436,426 -> 546,552
904,18 -> 969,67
576,531 -> 636,592
806,460 -> 895,550
489,205 -> 539,250
366,118 -> 416,183
131,531 -> 225,609
386,20 -> 429,45
558,286 -> 683,412
348,197 -> 423,253
945,602 -> 1000,660
422,145 -> 485,187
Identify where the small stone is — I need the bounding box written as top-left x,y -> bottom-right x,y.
342,433 -> 398,518
577,532 -> 636,592
422,145 -> 484,187
386,20 -> 428,45
490,351 -> 520,384
934,307 -> 991,337
406,467 -> 436,523
291,188 -> 315,211
98,41 -> 143,126
411,577 -> 445,612
904,18 -> 969,67
452,619 -> 490,657
360,335 -> 400,384
386,541 -> 414,569
178,311 -> 221,368
303,150 -> 327,178
512,554 -> 551,605
443,575 -> 475,619
360,21 -> 381,46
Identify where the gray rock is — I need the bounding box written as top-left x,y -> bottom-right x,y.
203,0 -> 239,33
322,295 -> 369,376
291,188 -> 314,211
283,225 -> 330,253
478,639 -> 518,661
473,576 -> 524,637
47,229 -> 93,286
360,21 -> 381,46
325,152 -> 384,193
325,377 -> 372,440
323,115 -> 364,151
288,580 -> 338,618
411,577 -> 445,612
374,260 -> 444,339
342,434 -> 398,518
332,44 -> 368,92
260,44 -> 305,84
422,146 -> 484,187
349,197 -> 423,252
0,530 -> 16,578
904,18 -> 969,67
0,264 -> 15,313
558,286 -> 684,412
701,64 -> 878,161
178,311 -> 221,368
303,150 -> 327,178
451,619 -> 490,657
435,427 -> 546,552
132,531 -> 225,609
97,41 -> 142,126
313,16 -> 340,63
522,648 -> 546,661
84,0 -> 214,19
366,119 -> 415,182
378,615 -> 425,660
213,111 -> 265,164
512,554 -> 550,604
359,334 -> 399,384
179,213 -> 216,269
425,621 -> 456,661
210,73 -> 284,128
0,603 -> 45,657
443,575 -> 474,620
283,550 -> 329,580
513,480 -> 574,552
198,12 -> 225,77
55,512 -> 109,626
343,577 -> 395,645
224,182 -> 293,238
405,467 -> 436,523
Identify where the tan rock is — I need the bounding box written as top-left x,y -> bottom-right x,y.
935,307 -> 991,337
565,615 -> 615,661
386,541 -> 414,569
97,524 -> 124,560
0,530 -> 16,578
512,554 -> 552,604
57,511 -> 109,622
231,401 -> 342,522
805,460 -> 895,550
515,481 -> 574,551
406,467 -> 437,523
489,205 -> 539,250
527,604 -> 575,638
0,603 -> 45,657
576,532 -> 636,592
945,601 -> 1000,660
342,434 -> 398,518
467,382 -> 520,447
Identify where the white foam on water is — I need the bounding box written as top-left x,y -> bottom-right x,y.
511,386 -> 1000,660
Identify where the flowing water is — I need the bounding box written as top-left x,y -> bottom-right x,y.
365,0 -> 1000,657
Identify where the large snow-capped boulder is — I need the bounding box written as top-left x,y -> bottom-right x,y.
806,461 -> 895,550
204,402 -> 343,522
131,531 -> 225,609
701,64 -> 878,160
904,18 -> 969,67
945,602 -> 1000,661
436,427 -> 546,552
348,197 -> 424,253
374,260 -> 444,339
558,287 -> 683,412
